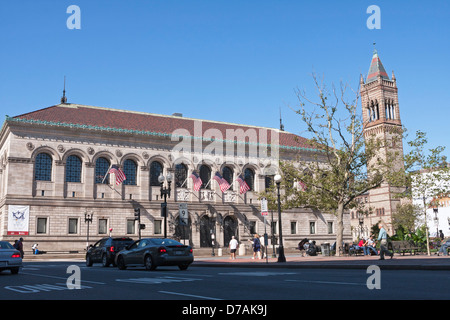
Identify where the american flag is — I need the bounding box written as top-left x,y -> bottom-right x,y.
213,171 -> 231,193
236,174 -> 250,194
190,171 -> 203,191
109,165 -> 126,185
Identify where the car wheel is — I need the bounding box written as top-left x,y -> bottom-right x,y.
178,264 -> 189,271
86,254 -> 93,267
117,255 -> 127,270
102,254 -> 110,267
144,254 -> 156,271
10,267 -> 19,274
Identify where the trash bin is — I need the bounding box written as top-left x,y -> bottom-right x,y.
218,247 -> 223,256
321,242 -> 330,256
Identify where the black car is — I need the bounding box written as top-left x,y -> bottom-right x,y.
115,238 -> 193,271
86,237 -> 134,267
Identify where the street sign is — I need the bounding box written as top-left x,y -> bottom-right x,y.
261,198 -> 268,216
179,203 -> 188,226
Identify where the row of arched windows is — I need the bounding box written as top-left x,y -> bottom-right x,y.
34,153 -> 256,191
366,99 -> 396,122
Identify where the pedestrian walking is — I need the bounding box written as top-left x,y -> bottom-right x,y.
249,234 -> 261,259
16,237 -> 24,258
377,223 -> 393,260
229,236 -> 239,260
437,237 -> 449,256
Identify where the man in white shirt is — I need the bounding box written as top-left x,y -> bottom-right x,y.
229,236 -> 239,260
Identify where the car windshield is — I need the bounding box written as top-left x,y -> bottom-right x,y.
0,241 -> 14,249
112,238 -> 133,245
150,239 -> 183,246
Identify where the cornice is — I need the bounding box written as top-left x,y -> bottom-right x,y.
6,116 -> 321,154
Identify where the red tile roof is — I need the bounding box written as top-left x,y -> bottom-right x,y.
12,104 -> 315,151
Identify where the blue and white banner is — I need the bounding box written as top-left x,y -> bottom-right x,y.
7,205 -> 30,235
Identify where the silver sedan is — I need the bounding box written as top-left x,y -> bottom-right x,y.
0,241 -> 22,274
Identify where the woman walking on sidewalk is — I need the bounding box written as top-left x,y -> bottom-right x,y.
249,234 -> 262,259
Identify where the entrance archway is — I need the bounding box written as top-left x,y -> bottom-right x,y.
223,216 -> 238,247
200,215 -> 212,247
174,215 -> 191,246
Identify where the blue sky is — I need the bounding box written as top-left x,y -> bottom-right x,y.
1,1 -> 449,157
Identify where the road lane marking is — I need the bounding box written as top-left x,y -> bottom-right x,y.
159,290 -> 223,300
21,272 -> 105,284
116,276 -> 202,284
286,279 -> 365,286
4,283 -> 93,294
218,272 -> 297,277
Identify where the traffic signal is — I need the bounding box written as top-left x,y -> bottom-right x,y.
134,208 -> 140,221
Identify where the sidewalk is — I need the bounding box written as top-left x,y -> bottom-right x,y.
192,253 -> 450,270
23,252 -> 450,270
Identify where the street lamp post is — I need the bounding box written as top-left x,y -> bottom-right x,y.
84,211 -> 93,250
211,231 -> 215,256
274,174 -> 286,262
159,172 -> 173,239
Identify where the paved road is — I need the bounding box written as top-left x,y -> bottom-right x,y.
1,261 -> 449,301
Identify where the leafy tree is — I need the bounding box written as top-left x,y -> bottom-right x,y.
259,74 -> 403,256
398,130 -> 450,255
392,203 -> 420,233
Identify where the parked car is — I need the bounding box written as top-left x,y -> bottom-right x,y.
115,238 -> 193,271
0,241 -> 22,274
86,237 -> 134,267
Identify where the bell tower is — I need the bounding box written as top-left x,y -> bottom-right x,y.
360,48 -> 405,234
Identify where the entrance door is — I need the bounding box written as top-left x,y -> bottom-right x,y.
200,215 -> 212,247
223,216 -> 238,247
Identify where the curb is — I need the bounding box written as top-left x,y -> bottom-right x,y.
22,254 -> 450,271
191,261 -> 450,271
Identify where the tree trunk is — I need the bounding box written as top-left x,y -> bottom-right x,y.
335,202 -> 345,257
422,198 -> 431,256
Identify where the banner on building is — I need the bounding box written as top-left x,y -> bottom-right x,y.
7,205 -> 30,235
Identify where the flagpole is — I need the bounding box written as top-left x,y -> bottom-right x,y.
101,164 -> 112,184
204,178 -> 212,189
180,177 -> 188,188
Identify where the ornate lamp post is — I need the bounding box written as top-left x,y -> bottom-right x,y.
159,172 -> 173,238
84,210 -> 93,250
274,174 -> 286,262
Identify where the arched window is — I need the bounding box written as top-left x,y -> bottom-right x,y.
244,168 -> 254,191
150,161 -> 163,186
35,153 -> 53,181
222,166 -> 233,189
95,157 -> 110,184
123,159 -> 137,185
65,155 -> 82,183
175,163 -> 188,188
200,165 -> 211,189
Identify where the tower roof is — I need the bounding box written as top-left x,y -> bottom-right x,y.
366,49 -> 390,83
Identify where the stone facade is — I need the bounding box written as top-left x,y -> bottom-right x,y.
0,104 -> 350,253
